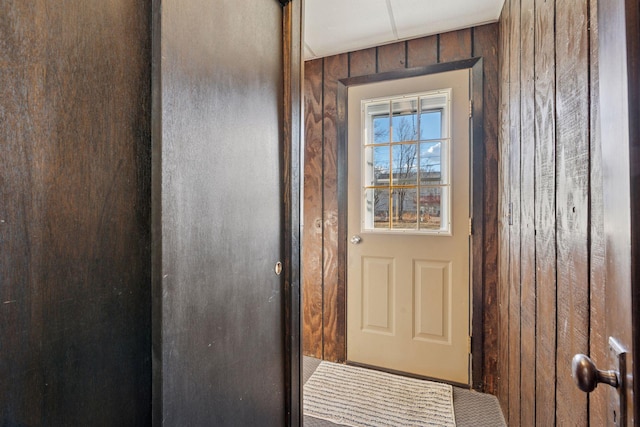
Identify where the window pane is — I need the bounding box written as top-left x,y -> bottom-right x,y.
421,95 -> 449,139
392,144 -> 418,185
418,187 -> 448,231
391,188 -> 418,230
366,101 -> 391,144
364,146 -> 390,187
392,99 -> 418,142
364,188 -> 390,230
361,89 -> 451,234
419,141 -> 445,185
419,110 -> 442,140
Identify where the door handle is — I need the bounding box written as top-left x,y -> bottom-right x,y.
571,354 -> 618,392
350,235 -> 362,244
571,337 -> 627,426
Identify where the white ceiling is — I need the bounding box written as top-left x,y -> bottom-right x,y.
304,0 -> 505,60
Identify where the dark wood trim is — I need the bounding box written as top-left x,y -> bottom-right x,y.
151,0 -> 163,424
339,58 -> 481,88
322,54 -> 349,362
472,23 -> 500,395
337,57 -> 485,389
470,58 -> 485,391
282,0 -> 302,424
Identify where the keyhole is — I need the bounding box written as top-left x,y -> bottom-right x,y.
613,410 -> 617,423
275,261 -> 282,275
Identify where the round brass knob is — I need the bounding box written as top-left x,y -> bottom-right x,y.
571,354 -> 619,393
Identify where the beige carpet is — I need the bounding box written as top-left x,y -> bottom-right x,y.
304,361 -> 456,427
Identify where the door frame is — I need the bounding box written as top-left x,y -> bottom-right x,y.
282,0 -> 303,425
596,0 -> 640,422
336,57 -> 485,389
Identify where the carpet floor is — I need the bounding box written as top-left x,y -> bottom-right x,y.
303,357 -> 506,427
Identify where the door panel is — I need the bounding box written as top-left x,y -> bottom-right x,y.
414,260 -> 451,341
347,69 -> 470,384
592,0 -> 639,424
154,0 -> 288,424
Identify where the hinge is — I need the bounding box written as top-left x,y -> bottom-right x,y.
468,217 -> 473,236
469,99 -> 473,118
468,336 -> 472,353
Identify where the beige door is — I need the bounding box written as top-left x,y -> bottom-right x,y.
346,69 -> 470,384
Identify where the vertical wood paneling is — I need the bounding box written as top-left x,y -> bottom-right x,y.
496,0 -> 603,423
519,0 -> 536,425
497,0 -> 512,416
439,28 -> 472,63
349,48 -> 377,77
588,0 -> 608,424
303,59 -> 324,358
507,0 -> 522,424
473,23 -> 500,395
407,36 -> 438,68
533,0 -> 557,425
322,54 -> 349,362
554,0 -> 590,424
377,41 -> 406,73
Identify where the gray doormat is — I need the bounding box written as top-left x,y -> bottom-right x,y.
304,361 -> 456,427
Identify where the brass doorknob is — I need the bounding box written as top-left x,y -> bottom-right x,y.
571,354 -> 619,393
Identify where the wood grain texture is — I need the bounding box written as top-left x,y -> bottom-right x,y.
439,28 -> 472,63
473,23 -> 500,395
0,1 -> 152,424
407,36 -> 438,68
157,0 -> 286,423
533,0 -> 558,425
349,48 -> 377,77
322,53 -> 348,362
554,0 -> 590,424
507,0 -> 522,425
518,0 -> 536,425
302,58 -> 325,358
377,41 -> 406,73
496,0 -> 511,416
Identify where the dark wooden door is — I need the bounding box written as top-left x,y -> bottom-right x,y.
595,0 -> 639,424
153,0 -> 295,425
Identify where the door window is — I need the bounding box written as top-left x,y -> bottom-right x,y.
362,89 -> 451,234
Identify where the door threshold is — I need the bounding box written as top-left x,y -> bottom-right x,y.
345,360 -> 470,389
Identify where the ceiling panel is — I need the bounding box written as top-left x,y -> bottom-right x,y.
305,0 -> 395,58
391,0 -> 503,40
304,0 -> 505,60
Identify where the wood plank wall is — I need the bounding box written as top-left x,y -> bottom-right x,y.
0,1 -> 152,424
497,0 -> 608,424
303,24 -> 500,392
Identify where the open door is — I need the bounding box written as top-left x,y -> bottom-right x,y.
572,0 -> 639,425
153,0 -> 301,425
